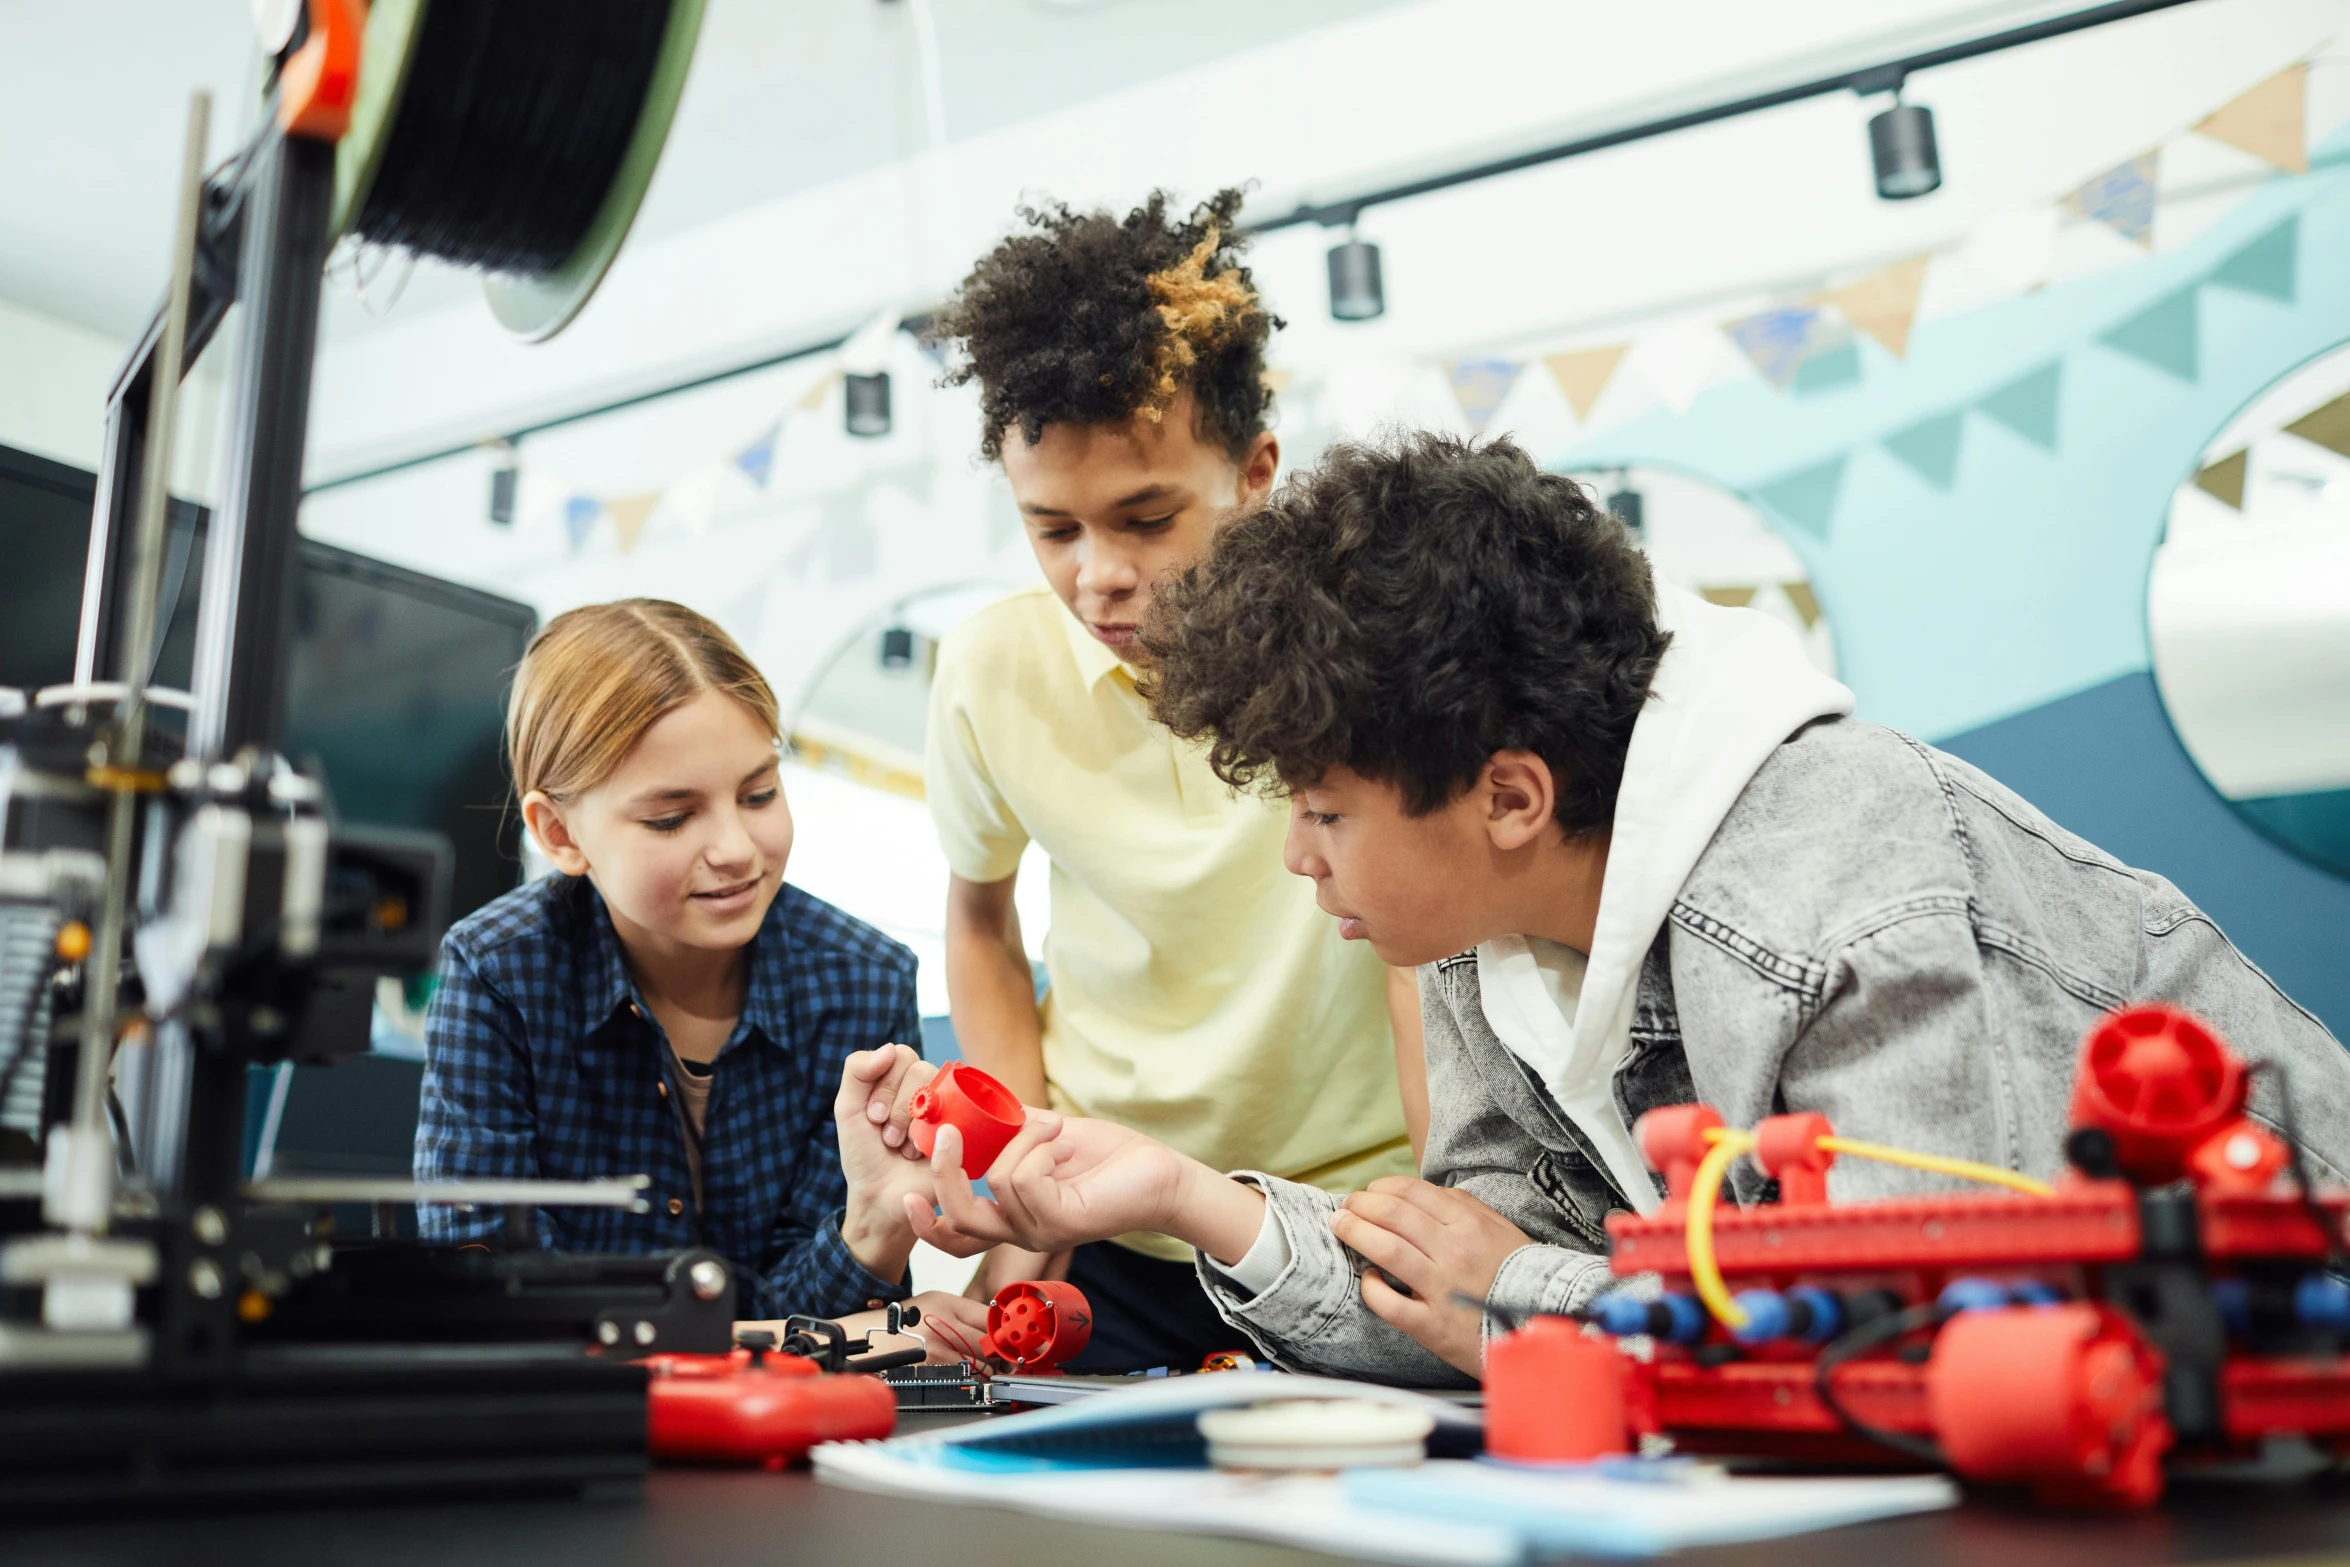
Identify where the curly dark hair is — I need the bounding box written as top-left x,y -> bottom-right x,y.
928,188 -> 1281,463
1139,433 -> 1671,835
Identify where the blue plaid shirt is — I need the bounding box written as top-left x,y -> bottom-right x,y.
413,873 -> 922,1319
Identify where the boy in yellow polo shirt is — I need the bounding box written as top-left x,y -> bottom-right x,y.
920,189 -> 1420,1370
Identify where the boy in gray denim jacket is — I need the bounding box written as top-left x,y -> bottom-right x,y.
904,432 -> 2350,1388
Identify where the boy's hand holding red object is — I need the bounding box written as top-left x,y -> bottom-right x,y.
903,1114 -> 1268,1269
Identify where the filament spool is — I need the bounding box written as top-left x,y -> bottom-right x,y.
326,0 -> 705,341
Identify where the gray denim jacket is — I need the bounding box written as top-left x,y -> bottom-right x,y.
1195,717 -> 2350,1388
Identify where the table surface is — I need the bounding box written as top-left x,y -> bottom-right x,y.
4,1414 -> 2347,1567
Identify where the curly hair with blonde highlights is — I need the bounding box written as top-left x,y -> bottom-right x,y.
928,188 -> 1281,462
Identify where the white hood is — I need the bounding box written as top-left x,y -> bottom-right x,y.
1475,583 -> 1854,1212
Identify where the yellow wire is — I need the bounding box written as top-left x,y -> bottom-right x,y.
1814,1136 -> 2054,1197
1679,1126 -> 2052,1332
1684,1129 -> 1757,1330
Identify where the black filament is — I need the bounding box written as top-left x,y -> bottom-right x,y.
353,0 -> 674,276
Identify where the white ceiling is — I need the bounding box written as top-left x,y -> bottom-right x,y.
0,0 -> 1411,342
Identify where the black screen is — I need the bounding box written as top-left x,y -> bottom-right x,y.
0,444 -> 535,924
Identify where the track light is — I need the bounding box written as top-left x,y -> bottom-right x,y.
487,442 -> 518,526
845,371 -> 892,437
878,626 -> 914,670
1606,473 -> 1645,541
1326,231 -> 1385,322
1869,94 -> 1941,200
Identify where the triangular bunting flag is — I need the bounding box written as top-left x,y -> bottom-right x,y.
1544,344 -> 1629,420
2205,215 -> 2299,303
606,492 -> 660,553
1446,359 -> 1523,431
1792,343 -> 1862,395
735,422 -> 782,488
2192,450 -> 2247,509
1699,586 -> 1757,608
1881,410 -> 1967,489
1725,306 -> 1850,390
2285,391 -> 2350,459
1975,363 -> 2063,450
1751,455 -> 1847,541
2065,153 -> 2158,248
563,495 -> 602,552
2194,63 -> 2306,174
796,368 -> 840,412
1783,582 -> 1822,629
1822,255 -> 1930,358
1261,367 -> 1295,396
2099,288 -> 2200,381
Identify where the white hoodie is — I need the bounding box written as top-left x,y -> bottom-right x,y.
1474,583 -> 1854,1213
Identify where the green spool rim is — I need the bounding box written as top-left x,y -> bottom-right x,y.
330,0 -> 707,343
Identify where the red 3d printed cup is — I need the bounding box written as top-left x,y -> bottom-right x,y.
1483,1316 -> 1630,1463
981,1280 -> 1093,1371
907,1062 -> 1027,1176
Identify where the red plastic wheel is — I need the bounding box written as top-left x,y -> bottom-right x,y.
2067,1005 -> 2244,1184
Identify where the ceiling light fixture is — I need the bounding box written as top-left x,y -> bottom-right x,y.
1326,223 -> 1385,322
1868,84 -> 1942,200
845,371 -> 892,438
1606,471 -> 1645,541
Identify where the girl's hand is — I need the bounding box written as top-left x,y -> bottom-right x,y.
901,1290 -> 993,1365
833,1045 -> 939,1280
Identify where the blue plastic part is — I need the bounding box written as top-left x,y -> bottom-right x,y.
1593,1296 -> 1652,1337
1593,1293 -> 1706,1343
2008,1280 -> 2064,1307
1729,1290 -> 1790,1344
1938,1278 -> 2012,1314
2212,1277 -> 2252,1336
1785,1285 -> 1845,1342
1656,1293 -> 1706,1344
2294,1273 -> 2350,1331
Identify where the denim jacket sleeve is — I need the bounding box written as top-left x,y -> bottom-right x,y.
1193,973 -> 1616,1387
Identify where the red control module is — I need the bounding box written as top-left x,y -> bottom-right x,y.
1482,1005 -> 2350,1509
645,1346 -> 896,1467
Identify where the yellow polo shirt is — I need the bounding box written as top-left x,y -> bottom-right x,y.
926,585 -> 1413,1260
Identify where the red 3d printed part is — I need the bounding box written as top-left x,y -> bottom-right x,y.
982,1279 -> 1093,1370
646,1354 -> 896,1467
1927,1303 -> 2170,1509
1570,1003 -> 2350,1511
909,1062 -> 1027,1176
1484,1317 -> 1630,1462
2068,1004 -> 2245,1184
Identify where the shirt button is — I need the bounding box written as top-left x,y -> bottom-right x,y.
658,1081 -> 669,1098
667,1197 -> 684,1217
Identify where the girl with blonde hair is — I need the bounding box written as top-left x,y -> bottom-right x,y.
415,598 -> 985,1346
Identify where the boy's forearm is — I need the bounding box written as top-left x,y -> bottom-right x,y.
943,876 -> 1049,1104
1163,1156 -> 1269,1267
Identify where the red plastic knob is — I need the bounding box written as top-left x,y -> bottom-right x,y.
908,1062 -> 1028,1177
1483,1317 -> 1629,1463
981,1280 -> 1093,1370
1753,1112 -> 1837,1205
2068,1005 -> 2245,1185
1634,1104 -> 1725,1201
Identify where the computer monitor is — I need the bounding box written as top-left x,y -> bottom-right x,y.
0,442 -> 536,925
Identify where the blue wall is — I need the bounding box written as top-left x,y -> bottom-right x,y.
1937,674 -> 2350,1037
1557,130 -> 2350,1038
